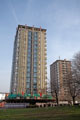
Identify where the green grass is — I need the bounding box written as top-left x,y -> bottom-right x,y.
0,106 -> 80,120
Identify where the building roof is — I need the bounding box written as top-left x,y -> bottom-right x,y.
17,24 -> 46,32
50,59 -> 71,66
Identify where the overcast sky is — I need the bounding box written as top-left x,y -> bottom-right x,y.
0,0 -> 80,92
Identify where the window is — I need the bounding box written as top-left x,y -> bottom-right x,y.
28,40 -> 31,44
34,49 -> 37,53
33,84 -> 37,89
33,90 -> 37,94
34,54 -> 37,57
34,32 -> 38,37
34,73 -> 37,77
27,77 -> 30,82
34,67 -> 37,72
28,43 -> 31,48
34,41 -> 38,44
33,78 -> 37,83
27,83 -> 30,88
34,45 -> 37,49
28,31 -> 32,36
34,63 -> 37,67
34,58 -> 37,62
34,37 -> 38,41
27,67 -> 30,72
34,51 -> 37,54
28,44 -> 31,49
27,59 -> 31,63
27,73 -> 30,77
27,54 -> 31,57
27,62 -> 31,67
26,89 -> 30,94
27,57 -> 31,61
28,51 -> 31,55
28,49 -> 31,53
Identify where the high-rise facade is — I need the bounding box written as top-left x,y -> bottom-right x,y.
10,25 -> 47,94
50,59 -> 71,101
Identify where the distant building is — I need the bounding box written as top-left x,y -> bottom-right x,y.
10,25 -> 47,95
50,59 -> 71,101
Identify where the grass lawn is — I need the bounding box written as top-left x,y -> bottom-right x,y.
0,106 -> 80,120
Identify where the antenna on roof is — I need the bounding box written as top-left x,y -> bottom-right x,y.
59,56 -> 60,60
25,24 -> 27,29
40,26 -> 41,30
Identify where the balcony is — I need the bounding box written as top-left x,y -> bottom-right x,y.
45,66 -> 47,69
44,48 -> 47,51
44,52 -> 47,56
44,44 -> 47,47
45,57 -> 47,60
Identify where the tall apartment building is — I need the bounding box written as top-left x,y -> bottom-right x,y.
50,59 -> 71,101
10,25 -> 47,95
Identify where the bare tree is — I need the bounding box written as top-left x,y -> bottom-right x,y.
72,52 -> 80,84
67,51 -> 80,105
67,70 -> 80,105
51,80 -> 59,105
